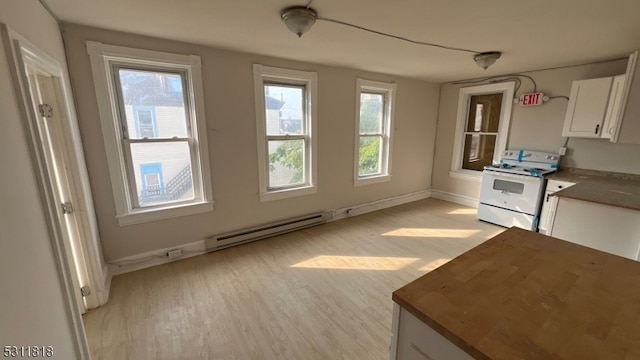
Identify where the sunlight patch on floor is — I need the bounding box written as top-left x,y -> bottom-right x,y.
290,255 -> 419,270
381,228 -> 480,238
419,258 -> 451,272
447,208 -> 477,215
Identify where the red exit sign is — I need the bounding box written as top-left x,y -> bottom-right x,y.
519,92 -> 544,106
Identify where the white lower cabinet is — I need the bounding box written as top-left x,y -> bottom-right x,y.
391,304 -> 473,360
538,180 -> 575,234
550,198 -> 640,260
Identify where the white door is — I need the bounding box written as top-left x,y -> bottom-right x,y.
26,69 -> 90,314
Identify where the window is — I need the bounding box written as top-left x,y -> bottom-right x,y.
354,79 -> 396,186
253,65 -> 317,202
87,42 -> 213,225
450,82 -> 515,181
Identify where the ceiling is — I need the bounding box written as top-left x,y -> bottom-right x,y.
45,0 -> 640,82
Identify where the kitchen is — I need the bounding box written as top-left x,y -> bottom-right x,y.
394,50 -> 640,359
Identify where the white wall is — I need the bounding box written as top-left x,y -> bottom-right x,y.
0,1 -> 82,358
61,23 -> 441,261
432,59 -> 640,200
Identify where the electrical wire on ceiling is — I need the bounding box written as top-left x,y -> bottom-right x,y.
453,74 -> 537,93
316,17 -> 480,54
282,2 -> 500,69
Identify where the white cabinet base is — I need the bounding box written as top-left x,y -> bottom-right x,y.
391,303 -> 473,360
550,198 -> 640,260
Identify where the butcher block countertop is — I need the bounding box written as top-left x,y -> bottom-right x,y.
392,227 -> 640,360
548,168 -> 640,211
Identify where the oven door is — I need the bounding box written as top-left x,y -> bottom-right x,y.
479,171 -> 544,215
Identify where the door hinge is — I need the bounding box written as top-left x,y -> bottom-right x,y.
39,104 -> 53,118
61,201 -> 74,215
80,285 -> 91,297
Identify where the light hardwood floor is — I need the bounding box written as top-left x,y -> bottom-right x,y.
83,198 -> 503,359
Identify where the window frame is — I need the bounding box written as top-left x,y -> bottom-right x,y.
252,64 -> 318,202
354,79 -> 396,186
450,82 -> 515,182
87,41 -> 213,226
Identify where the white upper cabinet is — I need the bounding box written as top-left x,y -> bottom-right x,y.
611,51 -> 640,144
562,77 -> 613,138
562,51 -> 640,143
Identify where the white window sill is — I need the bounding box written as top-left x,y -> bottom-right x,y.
116,201 -> 214,226
449,170 -> 483,183
354,174 -> 391,187
260,185 -> 318,202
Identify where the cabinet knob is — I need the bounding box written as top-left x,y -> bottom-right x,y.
595,124 -> 600,134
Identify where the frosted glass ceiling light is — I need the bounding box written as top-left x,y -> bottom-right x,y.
281,6 -> 318,37
474,52 -> 502,70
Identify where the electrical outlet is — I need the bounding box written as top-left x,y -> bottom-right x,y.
167,249 -> 182,259
559,147 -> 567,156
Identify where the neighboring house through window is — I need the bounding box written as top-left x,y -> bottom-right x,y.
87,42 -> 213,225
133,106 -> 157,138
450,82 -> 515,181
253,65 -> 318,202
140,163 -> 164,205
354,79 -> 396,186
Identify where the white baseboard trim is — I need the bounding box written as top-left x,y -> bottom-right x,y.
108,239 -> 207,276
106,190 -> 434,277
331,189 -> 432,221
430,190 -> 479,208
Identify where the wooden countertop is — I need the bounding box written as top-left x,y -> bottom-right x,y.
548,169 -> 640,211
392,227 -> 640,360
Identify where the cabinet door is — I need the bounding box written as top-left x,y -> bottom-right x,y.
538,180 -> 575,234
393,306 -> 474,360
602,75 -> 626,139
562,77 -> 613,138
612,51 -> 640,144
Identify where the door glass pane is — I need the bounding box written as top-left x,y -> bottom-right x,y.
264,84 -> 303,136
462,134 -> 496,171
466,93 -> 502,132
130,141 -> 194,207
360,93 -> 384,134
118,68 -> 189,139
493,179 -> 525,194
268,139 -> 304,187
359,136 -> 381,176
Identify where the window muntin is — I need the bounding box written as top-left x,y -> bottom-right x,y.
87,41 -> 213,225
253,65 -> 317,201
354,79 -> 395,186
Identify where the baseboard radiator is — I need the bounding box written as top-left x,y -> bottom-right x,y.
206,212 -> 329,251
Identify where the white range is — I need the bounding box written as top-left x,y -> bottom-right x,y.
478,150 -> 560,231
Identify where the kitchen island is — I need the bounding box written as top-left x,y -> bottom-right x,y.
391,227 -> 640,360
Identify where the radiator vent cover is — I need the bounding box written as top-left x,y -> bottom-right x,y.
207,212 -> 328,251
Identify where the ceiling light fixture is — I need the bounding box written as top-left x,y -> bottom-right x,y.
279,4 -> 503,70
473,52 -> 502,70
280,6 -> 318,37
